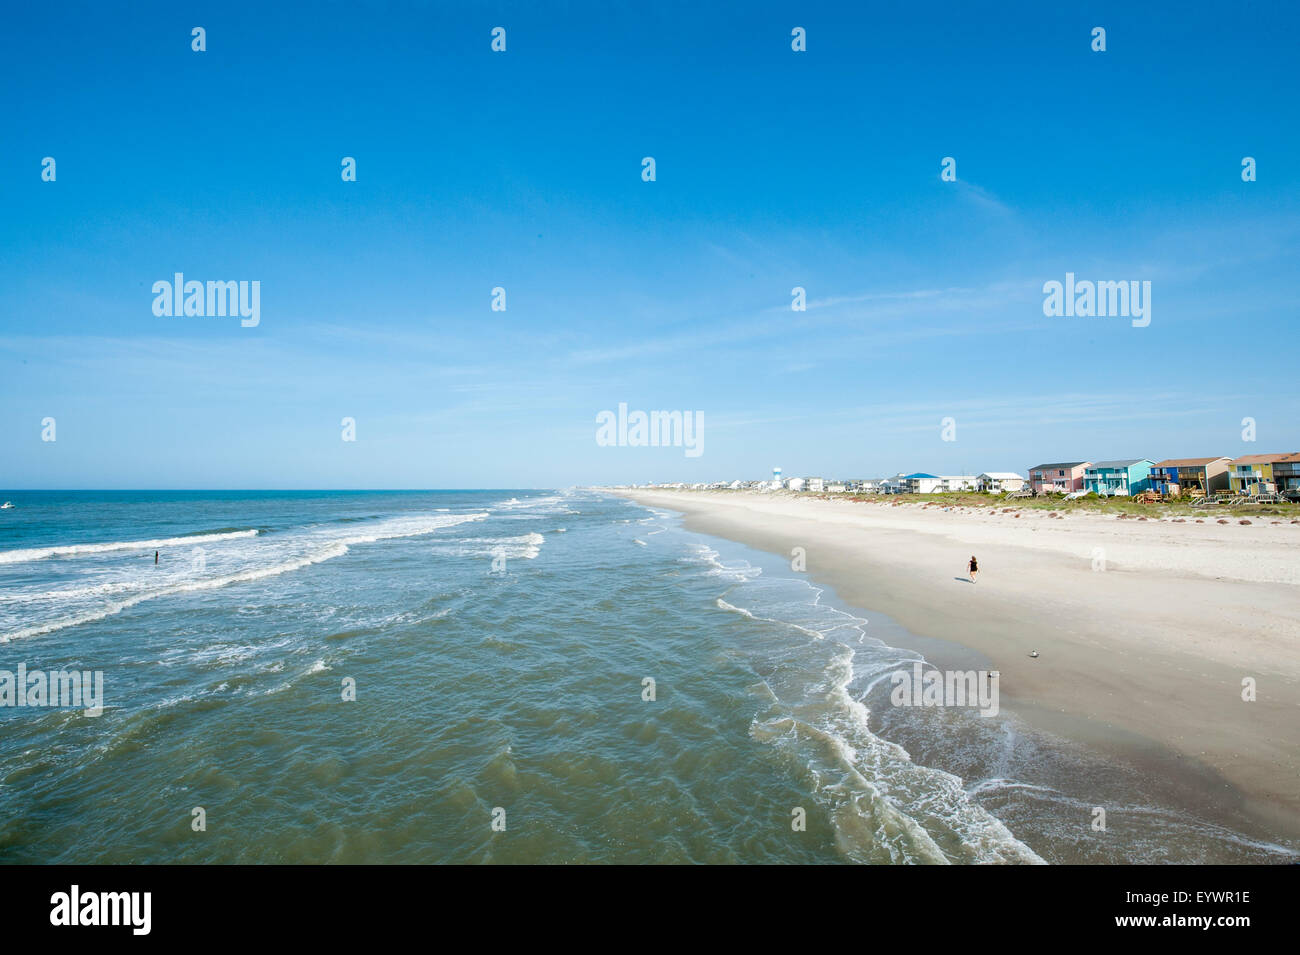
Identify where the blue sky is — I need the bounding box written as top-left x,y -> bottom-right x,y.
2,1 -> 1297,488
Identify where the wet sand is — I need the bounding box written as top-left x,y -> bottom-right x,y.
611,489 -> 1300,849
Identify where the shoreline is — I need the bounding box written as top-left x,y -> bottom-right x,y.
608,488 -> 1300,850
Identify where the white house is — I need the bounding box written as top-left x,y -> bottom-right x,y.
826,482 -> 848,493
901,473 -> 945,493
787,477 -> 806,491
807,477 -> 825,492
940,475 -> 979,492
977,472 -> 1027,493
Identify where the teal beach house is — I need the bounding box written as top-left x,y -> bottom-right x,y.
1083,460 -> 1156,496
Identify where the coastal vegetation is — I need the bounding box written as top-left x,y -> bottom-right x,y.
689,487 -> 1297,520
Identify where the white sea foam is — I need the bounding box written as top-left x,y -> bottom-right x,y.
669,512 -> 1042,864
434,533 -> 545,560
0,528 -> 260,565
492,494 -> 578,517
0,577 -> 169,604
680,543 -> 762,582
0,512 -> 487,643
1,542 -> 351,642
716,597 -> 825,639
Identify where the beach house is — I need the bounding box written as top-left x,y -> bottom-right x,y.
977,472 -> 1027,493
939,475 -> 978,492
1227,452 -> 1300,496
1083,460 -> 1155,496
1027,462 -> 1090,494
901,473 -> 945,494
879,474 -> 908,494
1148,457 -> 1231,496
1270,454 -> 1300,495
840,479 -> 875,494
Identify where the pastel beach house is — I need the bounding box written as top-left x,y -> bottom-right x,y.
976,472 -> 1027,493
1148,457 -> 1230,496
1027,461 -> 1090,494
1227,452 -> 1300,496
1083,460 -> 1155,496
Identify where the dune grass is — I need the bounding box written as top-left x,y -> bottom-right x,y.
835,491 -> 1294,518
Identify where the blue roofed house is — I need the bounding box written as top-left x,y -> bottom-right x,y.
1083,459 -> 1155,496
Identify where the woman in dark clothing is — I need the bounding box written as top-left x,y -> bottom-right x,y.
968,555 -> 978,583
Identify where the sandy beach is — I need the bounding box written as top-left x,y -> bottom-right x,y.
611,488 -> 1300,845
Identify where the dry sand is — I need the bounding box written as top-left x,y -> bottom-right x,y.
611,489 -> 1300,843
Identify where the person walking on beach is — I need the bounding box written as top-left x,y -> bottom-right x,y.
968,554 -> 978,584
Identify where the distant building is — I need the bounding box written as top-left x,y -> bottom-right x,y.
1083,459 -> 1155,496
901,473 -> 945,494
1272,454 -> 1300,494
1027,462 -> 1090,494
977,472 -> 1027,493
1227,452 -> 1300,495
807,477 -> 825,492
1148,457 -> 1231,496
880,473 -> 909,494
940,475 -> 978,492
787,477 -> 805,491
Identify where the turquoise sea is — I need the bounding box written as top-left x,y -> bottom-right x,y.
0,489 -> 1294,863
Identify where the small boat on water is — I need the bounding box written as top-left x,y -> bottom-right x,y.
0,502 -> 13,509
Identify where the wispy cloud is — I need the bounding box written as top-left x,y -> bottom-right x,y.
564,280 -> 1040,366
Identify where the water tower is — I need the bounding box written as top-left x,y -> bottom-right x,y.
772,466 -> 782,488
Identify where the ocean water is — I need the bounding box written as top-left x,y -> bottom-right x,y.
0,489 -> 1294,864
